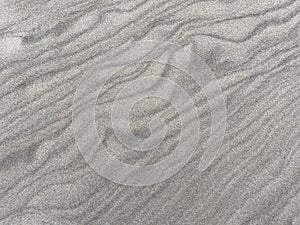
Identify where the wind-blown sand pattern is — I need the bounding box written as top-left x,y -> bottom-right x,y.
1,0 -> 300,224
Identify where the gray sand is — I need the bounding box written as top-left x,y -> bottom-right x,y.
0,0 -> 300,224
